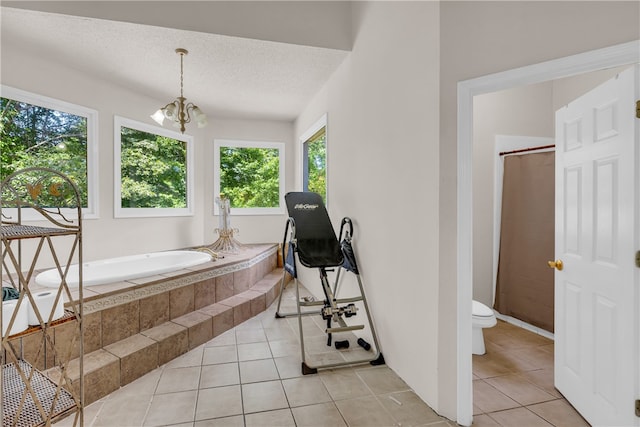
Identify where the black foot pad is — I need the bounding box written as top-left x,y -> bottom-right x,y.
275,312 -> 285,318
335,340 -> 350,350
302,362 -> 318,375
370,353 -> 386,366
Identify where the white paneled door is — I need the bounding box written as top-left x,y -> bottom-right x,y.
554,65 -> 639,426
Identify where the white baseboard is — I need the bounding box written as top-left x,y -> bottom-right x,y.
494,312 -> 555,341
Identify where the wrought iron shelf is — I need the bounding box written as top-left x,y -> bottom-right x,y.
1,225 -> 78,241
2,360 -> 78,427
1,167 -> 84,427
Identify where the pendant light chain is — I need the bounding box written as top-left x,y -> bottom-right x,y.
180,51 -> 184,99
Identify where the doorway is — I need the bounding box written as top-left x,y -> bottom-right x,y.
456,40 -> 640,426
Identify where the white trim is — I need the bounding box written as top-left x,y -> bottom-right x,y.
0,85 -> 99,220
213,138 -> 285,215
113,116 -> 194,218
299,113 -> 328,206
492,135 -> 554,306
456,40 -> 640,426
494,312 -> 555,341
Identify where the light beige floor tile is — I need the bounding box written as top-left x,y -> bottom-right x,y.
200,362 -> 240,388
341,346 -> 376,363
518,369 -> 562,398
194,415 -> 244,427
195,385 -> 243,421
54,400 -> 103,426
319,368 -> 372,401
473,380 -> 520,413
379,390 -> 442,425
291,402 -> 348,427
205,330 -> 236,347
274,355 -> 305,379
303,334 -> 336,354
471,414 -> 501,426
264,325 -> 299,342
156,366 -> 201,394
108,365 -> 163,396
507,347 -> 554,371
282,376 -> 332,407
487,407 -> 553,426
93,392 -> 151,426
356,366 -> 410,395
305,351 -> 345,366
268,338 -> 300,358
167,346 -> 204,368
237,341 -> 272,361
527,399 -> 590,427
472,355 -> 517,379
236,327 -> 267,344
143,390 -> 197,426
244,408 -> 296,427
334,395 -> 396,427
485,373 -> 556,406
479,348 -> 539,374
235,317 -> 263,331
242,380 -> 288,414
239,358 -> 279,383
203,345 -> 238,365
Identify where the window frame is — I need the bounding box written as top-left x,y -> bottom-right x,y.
114,116 -> 194,218
299,113 -> 328,205
213,138 -> 285,216
0,85 -> 99,220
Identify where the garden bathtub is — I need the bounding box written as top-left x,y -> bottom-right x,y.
35,250 -> 212,288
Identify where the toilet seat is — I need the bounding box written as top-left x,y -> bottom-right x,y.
472,300 -> 494,317
472,300 -> 497,328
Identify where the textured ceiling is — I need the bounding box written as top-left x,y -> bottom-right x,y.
1,7 -> 350,121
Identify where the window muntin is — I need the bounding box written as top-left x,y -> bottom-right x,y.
213,139 -> 285,215
0,85 -> 98,219
114,116 -> 194,218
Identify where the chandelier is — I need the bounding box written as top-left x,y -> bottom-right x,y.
151,48 -> 207,134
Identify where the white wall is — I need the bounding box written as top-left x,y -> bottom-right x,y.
1,43 -> 293,265
295,0 -> 441,411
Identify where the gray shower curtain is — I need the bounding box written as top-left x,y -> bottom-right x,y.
494,151 -> 555,333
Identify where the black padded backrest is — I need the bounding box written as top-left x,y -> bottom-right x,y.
285,192 -> 344,268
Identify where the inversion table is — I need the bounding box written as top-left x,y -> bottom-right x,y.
275,192 -> 384,374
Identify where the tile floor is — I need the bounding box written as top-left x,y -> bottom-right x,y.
472,320 -> 590,427
54,285 -> 454,427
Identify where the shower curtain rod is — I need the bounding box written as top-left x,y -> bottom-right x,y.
499,144 -> 555,156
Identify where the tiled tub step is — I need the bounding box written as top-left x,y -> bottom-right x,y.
60,269 -> 287,404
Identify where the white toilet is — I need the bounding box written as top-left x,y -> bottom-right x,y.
472,300 -> 497,355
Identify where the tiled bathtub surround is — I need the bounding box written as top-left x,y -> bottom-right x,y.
3,245 -> 283,406
54,285 -> 454,427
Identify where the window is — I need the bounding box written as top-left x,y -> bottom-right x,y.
114,116 -> 194,218
214,139 -> 285,215
300,114 -> 327,204
0,85 -> 98,218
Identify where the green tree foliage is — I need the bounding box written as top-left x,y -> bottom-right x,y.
219,146 -> 280,208
306,132 -> 326,202
120,127 -> 187,208
0,97 -> 88,206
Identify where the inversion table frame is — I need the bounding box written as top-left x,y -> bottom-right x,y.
275,192 -> 384,374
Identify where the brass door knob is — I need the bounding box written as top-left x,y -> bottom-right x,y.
547,260 -> 563,271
